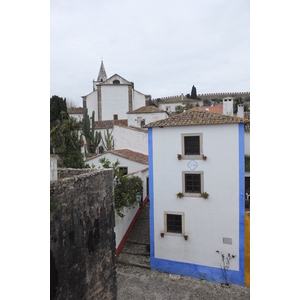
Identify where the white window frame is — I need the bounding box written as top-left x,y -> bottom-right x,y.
182,171 -> 204,197
181,133 -> 203,160
164,211 -> 185,236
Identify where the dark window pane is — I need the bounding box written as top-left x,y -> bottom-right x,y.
167,214 -> 182,233
184,136 -> 200,155
185,174 -> 201,193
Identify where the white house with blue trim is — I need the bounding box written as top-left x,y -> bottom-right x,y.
145,109 -> 249,286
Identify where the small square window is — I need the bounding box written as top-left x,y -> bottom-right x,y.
181,133 -> 203,159
185,174 -> 201,193
164,212 -> 185,235
184,136 -> 200,155
167,214 -> 182,233
182,171 -> 204,197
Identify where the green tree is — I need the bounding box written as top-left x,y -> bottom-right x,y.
203,99 -> 211,106
50,116 -> 85,168
175,105 -> 184,114
191,85 -> 197,99
50,95 -> 68,128
233,97 -> 243,114
99,157 -> 143,217
184,102 -> 194,110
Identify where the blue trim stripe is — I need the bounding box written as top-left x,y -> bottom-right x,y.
238,123 -> 245,284
148,125 -> 245,286
148,128 -> 155,260
151,257 -> 244,285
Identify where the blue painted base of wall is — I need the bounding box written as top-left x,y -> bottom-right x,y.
151,257 -> 244,286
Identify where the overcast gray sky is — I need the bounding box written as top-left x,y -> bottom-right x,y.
50,0 -> 250,107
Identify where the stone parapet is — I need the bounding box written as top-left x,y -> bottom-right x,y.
50,168 -> 117,300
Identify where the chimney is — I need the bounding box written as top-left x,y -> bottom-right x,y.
237,104 -> 244,118
223,97 -> 233,116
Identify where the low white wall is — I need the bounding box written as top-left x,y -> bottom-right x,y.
114,203 -> 140,249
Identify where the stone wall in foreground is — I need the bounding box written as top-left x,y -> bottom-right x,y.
50,168 -> 117,300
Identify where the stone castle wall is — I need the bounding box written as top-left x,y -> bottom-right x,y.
50,168 -> 117,300
153,92 -> 250,102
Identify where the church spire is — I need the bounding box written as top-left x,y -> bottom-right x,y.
97,59 -> 107,82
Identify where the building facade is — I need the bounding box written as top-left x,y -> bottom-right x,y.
145,109 -> 249,286
82,60 -> 150,121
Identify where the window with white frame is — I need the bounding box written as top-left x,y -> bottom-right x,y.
181,133 -> 203,159
164,212 -> 185,235
182,171 -> 204,197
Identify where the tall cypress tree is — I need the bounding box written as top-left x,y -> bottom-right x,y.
191,85 -> 197,99
50,95 -> 68,127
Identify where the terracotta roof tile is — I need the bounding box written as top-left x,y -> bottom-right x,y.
94,119 -> 128,129
144,108 -> 249,128
127,106 -> 165,114
107,149 -> 148,165
192,104 -> 223,115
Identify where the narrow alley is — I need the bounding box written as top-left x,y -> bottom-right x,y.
116,203 -> 250,300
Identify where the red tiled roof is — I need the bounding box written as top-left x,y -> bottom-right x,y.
94,119 -> 128,129
108,149 -> 148,165
127,106 -> 165,114
144,108 -> 249,128
192,104 -> 223,115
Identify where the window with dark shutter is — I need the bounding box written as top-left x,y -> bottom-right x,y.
167,214 -> 182,233
184,136 -> 200,155
185,174 -> 201,193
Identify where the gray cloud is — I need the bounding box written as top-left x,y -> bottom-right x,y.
50,0 -> 250,106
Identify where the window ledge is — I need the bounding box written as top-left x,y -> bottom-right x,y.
162,232 -> 184,237
181,155 -> 204,160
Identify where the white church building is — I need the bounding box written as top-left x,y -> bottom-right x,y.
82,60 -> 150,121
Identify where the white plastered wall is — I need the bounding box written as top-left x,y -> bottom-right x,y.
127,112 -> 168,128
85,152 -> 147,175
151,124 -> 240,271
132,90 -> 146,110
101,85 -> 129,120
85,91 -> 98,121
113,126 -> 148,155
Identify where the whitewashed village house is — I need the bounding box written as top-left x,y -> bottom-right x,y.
84,148 -> 149,256
80,60 -> 169,257
145,108 -> 250,286
155,94 -> 203,113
